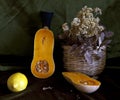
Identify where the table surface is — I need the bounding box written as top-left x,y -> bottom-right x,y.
0,66 -> 120,100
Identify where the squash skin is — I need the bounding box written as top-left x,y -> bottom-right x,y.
31,27 -> 55,78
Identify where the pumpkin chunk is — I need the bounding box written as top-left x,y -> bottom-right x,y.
62,72 -> 101,93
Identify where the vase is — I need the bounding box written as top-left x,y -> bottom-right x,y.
62,45 -> 106,77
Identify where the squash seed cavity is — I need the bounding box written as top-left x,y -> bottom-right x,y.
35,60 -> 49,73
80,80 -> 95,85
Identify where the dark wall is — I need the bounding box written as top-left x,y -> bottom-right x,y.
0,0 -> 119,59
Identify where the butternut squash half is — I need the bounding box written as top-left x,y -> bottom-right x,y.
31,27 -> 55,78
62,72 -> 101,93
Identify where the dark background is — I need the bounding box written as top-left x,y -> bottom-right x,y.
0,0 -> 120,58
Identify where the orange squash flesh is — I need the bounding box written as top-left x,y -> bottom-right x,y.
62,72 -> 100,85
31,27 -> 55,78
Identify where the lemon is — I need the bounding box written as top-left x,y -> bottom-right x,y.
7,72 -> 28,92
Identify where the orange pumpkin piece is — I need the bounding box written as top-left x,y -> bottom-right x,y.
62,72 -> 101,93
31,27 -> 55,78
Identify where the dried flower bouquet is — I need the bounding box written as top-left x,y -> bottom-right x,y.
60,6 -> 113,76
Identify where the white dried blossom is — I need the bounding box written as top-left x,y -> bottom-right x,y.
90,22 -> 96,28
86,12 -> 93,18
62,23 -> 69,31
82,30 -> 88,35
98,25 -> 104,31
82,5 -> 88,11
82,18 -> 90,26
94,17 -> 100,23
81,24 -> 87,29
94,7 -> 102,15
82,5 -> 93,13
76,31 -> 81,36
79,27 -> 83,32
71,17 -> 80,26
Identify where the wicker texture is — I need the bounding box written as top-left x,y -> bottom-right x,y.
63,45 -> 106,76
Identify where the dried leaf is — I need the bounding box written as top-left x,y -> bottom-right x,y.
84,51 -> 93,64
104,31 -> 114,38
100,32 -> 105,42
100,39 -> 112,47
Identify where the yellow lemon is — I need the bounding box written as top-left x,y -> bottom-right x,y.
7,72 -> 28,92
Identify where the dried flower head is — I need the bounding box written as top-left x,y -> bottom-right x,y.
62,23 -> 69,31
72,6 -> 104,38
61,6 -> 106,43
